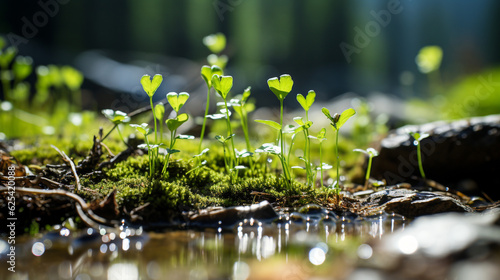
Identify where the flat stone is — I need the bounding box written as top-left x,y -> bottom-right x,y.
370,114 -> 500,200
188,200 -> 278,228
360,189 -> 472,218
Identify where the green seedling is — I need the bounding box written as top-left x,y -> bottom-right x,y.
130,123 -> 155,181
409,131 -> 429,179
256,74 -> 294,185
230,87 -> 255,172
215,134 -> 235,176
322,107 -> 356,194
207,54 -> 228,69
154,102 -> 165,142
141,74 -> 163,143
290,117 -> 313,180
162,92 -> 190,175
61,66 -> 84,111
203,33 -> 226,54
309,128 -> 328,188
199,65 -> 223,153
296,90 -> 316,186
203,33 -> 228,69
353,147 -> 379,188
101,109 -> 130,145
140,74 -> 163,179
212,74 -> 238,182
416,45 -> 443,96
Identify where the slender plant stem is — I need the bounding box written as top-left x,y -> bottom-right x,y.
278,100 -> 291,185
365,155 -> 372,188
335,130 -> 340,193
116,125 -> 128,146
162,129 -> 177,175
240,108 -> 254,172
149,97 -> 157,177
224,99 -> 238,181
144,136 -> 152,180
417,142 -> 426,179
199,87 -> 211,153
101,124 -> 117,142
320,142 -> 324,188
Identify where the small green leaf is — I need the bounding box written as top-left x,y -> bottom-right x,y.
255,119 -> 282,131
201,65 -> 223,88
176,134 -> 195,140
322,107 -> 333,122
306,90 -> 316,108
211,75 -> 233,100
268,74 -> 293,101
203,33 -> 226,54
416,45 -> 443,74
166,113 -> 189,131
12,56 -> 33,81
207,54 -> 228,69
293,116 -> 305,126
336,108 -> 356,130
165,148 -> 180,155
130,123 -> 150,136
242,87 -> 251,103
255,143 -> 280,155
409,131 -> 430,142
317,128 -> 326,140
193,148 -> 210,158
102,109 -> 130,124
61,66 -> 83,91
366,147 -> 379,157
167,92 -> 190,113
141,74 -> 163,97
297,90 -> 316,112
234,165 -> 247,170
154,102 -> 165,121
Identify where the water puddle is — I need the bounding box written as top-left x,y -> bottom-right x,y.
1,210 -> 407,279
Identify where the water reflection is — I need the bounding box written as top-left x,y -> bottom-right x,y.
2,210 -> 407,279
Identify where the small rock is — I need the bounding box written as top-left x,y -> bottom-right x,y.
189,200 -> 278,228
371,114 -> 500,200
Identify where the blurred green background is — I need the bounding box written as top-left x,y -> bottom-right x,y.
0,0 -> 499,126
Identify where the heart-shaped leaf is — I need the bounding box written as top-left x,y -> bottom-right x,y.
130,123 -> 150,136
154,102 -> 165,121
255,119 -> 282,131
211,75 -> 233,100
255,143 -> 281,155
268,74 -> 293,101
167,92 -> 190,113
203,33 -> 226,54
141,74 -> 163,97
166,113 -> 189,131
201,65 -> 223,88
297,90 -> 316,112
102,109 -> 130,124
242,87 -> 251,103
409,131 -> 430,142
207,54 -> 228,69
336,108 -> 356,130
